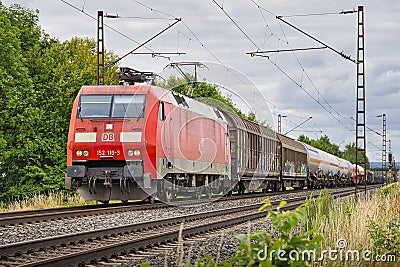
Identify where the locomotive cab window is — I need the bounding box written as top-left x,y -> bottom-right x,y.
78,94 -> 146,118
78,95 -> 112,118
112,94 -> 146,118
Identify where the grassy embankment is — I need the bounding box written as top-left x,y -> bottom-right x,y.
301,182 -> 400,265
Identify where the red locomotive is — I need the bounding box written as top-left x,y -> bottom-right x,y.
66,84 -> 231,203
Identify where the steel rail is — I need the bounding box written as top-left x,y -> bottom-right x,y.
0,186 -> 339,227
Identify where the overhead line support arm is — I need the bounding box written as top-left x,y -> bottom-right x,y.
276,16 -> 356,64
110,18 -> 181,66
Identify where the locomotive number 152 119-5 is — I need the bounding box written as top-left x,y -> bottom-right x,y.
96,149 -> 121,156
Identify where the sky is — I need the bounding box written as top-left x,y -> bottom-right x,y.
2,0 -> 400,163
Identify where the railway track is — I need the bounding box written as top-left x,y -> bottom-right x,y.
0,184 -> 381,267
0,186 -> 338,227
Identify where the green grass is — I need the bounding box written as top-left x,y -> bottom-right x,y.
0,191 -> 93,212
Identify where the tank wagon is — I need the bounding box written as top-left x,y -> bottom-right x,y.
302,143 -> 353,188
352,164 -> 365,185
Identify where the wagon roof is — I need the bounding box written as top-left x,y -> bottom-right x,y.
219,109 -> 277,140
277,134 -> 307,154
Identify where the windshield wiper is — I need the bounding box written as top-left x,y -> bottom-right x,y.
77,106 -> 83,121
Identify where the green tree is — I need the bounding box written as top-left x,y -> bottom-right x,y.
0,3 -> 37,196
298,134 -> 342,157
158,76 -> 261,124
0,3 -> 119,200
342,142 -> 370,168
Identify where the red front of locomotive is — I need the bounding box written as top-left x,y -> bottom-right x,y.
66,85 -> 159,203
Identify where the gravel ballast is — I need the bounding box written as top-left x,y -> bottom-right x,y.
0,190 -> 323,246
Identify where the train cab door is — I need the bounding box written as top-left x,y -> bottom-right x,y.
160,101 -> 173,157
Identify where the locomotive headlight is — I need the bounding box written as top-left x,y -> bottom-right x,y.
133,149 -> 141,156
76,150 -> 83,157
127,149 -> 140,156
83,150 -> 89,157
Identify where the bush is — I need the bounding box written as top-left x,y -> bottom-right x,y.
367,218 -> 400,258
367,183 -> 400,259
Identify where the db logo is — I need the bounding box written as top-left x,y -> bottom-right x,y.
102,133 -> 115,142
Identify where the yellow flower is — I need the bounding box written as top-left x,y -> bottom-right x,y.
261,198 -> 271,205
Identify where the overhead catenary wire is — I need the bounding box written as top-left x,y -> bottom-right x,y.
110,18 -> 182,66
276,20 -> 353,130
64,0 -> 323,135
276,16 -> 356,63
75,0 -> 305,130
349,117 -> 382,137
81,0 -> 86,11
120,0 -> 224,67
130,0 -> 176,19
250,0 -> 356,64
368,141 -> 381,151
128,0 -> 277,121
213,0 -> 329,132
107,0 -> 276,118
182,22 -> 223,64
62,0 -> 187,70
207,1 -> 326,134
61,0 -> 156,51
248,46 -> 327,54
269,59 -> 354,131
175,23 -> 303,128
284,117 -> 313,135
212,0 -> 262,51
279,12 -> 345,18
129,0 -> 224,65
249,1 -> 355,132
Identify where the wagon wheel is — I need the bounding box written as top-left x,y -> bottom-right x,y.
238,182 -> 245,194
272,183 -> 278,192
262,188 -> 268,194
224,189 -> 232,197
281,182 -> 286,192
